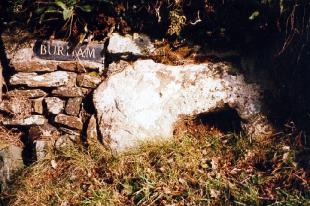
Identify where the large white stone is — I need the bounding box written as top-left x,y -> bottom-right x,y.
94,60 -> 270,150
107,33 -> 155,56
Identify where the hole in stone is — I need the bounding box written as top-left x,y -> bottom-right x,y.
173,108 -> 242,137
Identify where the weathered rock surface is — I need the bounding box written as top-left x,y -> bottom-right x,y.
54,114 -> 83,130
87,115 -> 98,143
5,89 -> 47,99
94,60 -> 269,150
107,33 -> 155,56
52,86 -> 84,97
32,97 -> 44,114
2,115 -> 46,126
35,140 -> 49,160
66,72 -> 77,87
10,48 -> 57,72
0,145 -> 24,192
106,60 -> 130,77
0,97 -> 32,118
77,73 -> 102,88
58,61 -> 103,72
45,97 -> 65,114
65,97 -> 82,116
10,71 -> 72,87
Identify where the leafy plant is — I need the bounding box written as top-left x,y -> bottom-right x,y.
35,0 -> 93,37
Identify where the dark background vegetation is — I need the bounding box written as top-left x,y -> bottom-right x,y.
0,0 -> 310,145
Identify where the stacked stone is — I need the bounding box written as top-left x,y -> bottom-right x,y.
0,46 -> 102,159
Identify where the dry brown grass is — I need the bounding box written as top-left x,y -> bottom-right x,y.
0,126 -> 23,149
2,131 -> 309,205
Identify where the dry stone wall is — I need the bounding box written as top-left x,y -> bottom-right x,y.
1,40 -> 105,160
0,33 -> 273,158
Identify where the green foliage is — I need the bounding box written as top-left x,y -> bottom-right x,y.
34,0 -> 93,37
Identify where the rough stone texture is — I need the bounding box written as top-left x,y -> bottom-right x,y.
108,33 -> 155,56
87,115 -> 98,143
0,145 -> 24,192
52,86 -> 84,97
94,60 -> 269,150
77,73 -> 102,88
54,114 -> 83,130
35,140 -> 49,160
65,97 -> 82,116
106,60 -> 130,77
10,48 -> 57,72
58,61 -> 102,72
10,48 -> 103,72
66,72 -> 77,87
0,97 -> 32,118
10,71 -> 71,87
45,97 -> 65,115
32,97 -> 44,114
1,115 -> 46,126
5,89 -> 47,99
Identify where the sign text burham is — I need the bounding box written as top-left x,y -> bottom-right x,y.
34,40 -> 104,63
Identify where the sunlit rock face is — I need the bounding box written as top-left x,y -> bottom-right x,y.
107,33 -> 155,56
94,60 -> 271,150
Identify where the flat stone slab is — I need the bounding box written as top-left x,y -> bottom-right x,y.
5,89 -> 47,99
94,60 -> 271,150
10,71 -> 71,87
2,115 -> 46,126
54,114 -> 83,130
52,86 -> 84,97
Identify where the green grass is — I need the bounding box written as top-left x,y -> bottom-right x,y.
2,132 -> 309,206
